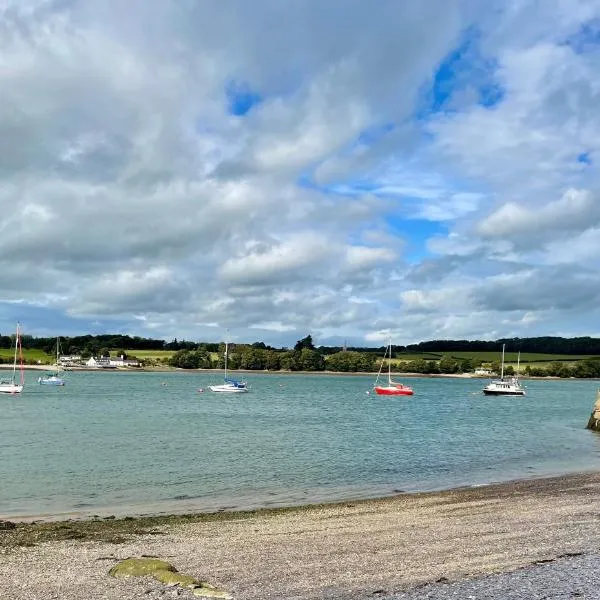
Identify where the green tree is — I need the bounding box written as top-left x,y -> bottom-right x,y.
439,355 -> 458,374
299,348 -> 325,371
407,359 -> 427,373
239,348 -> 266,370
459,358 -> 473,373
265,351 -> 281,370
294,335 -> 315,351
280,350 -> 300,371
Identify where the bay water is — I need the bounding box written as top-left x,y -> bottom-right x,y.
1,371 -> 600,518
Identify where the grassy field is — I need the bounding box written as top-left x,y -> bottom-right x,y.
443,351 -> 599,362
124,350 -> 174,360
392,352 -> 600,367
0,348 -> 54,363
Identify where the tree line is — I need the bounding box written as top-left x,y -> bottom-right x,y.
405,336 -> 600,355
168,336 -> 376,373
5,332 -> 600,356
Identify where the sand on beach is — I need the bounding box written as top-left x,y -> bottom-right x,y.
1,473 -> 600,600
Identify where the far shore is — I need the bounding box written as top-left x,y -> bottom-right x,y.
0,362 -> 595,381
2,472 -> 600,599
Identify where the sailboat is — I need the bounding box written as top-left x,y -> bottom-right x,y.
209,337 -> 249,393
482,344 -> 526,396
373,339 -> 413,396
38,337 -> 66,386
0,323 -> 24,394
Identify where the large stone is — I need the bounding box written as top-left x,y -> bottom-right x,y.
108,557 -> 232,598
108,558 -> 175,578
586,389 -> 600,431
192,586 -> 233,599
154,569 -> 200,588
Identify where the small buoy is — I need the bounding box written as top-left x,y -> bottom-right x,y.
197,388 -> 204,393
365,390 -> 370,395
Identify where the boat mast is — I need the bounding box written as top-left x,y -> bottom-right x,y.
224,330 -> 229,381
19,326 -> 24,386
388,337 -> 392,384
516,351 -> 521,379
500,344 -> 505,380
12,323 -> 18,383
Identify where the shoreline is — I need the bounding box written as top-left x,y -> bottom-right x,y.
0,469 -> 597,525
2,363 -> 595,381
2,471 -> 600,599
4,467 -> 600,525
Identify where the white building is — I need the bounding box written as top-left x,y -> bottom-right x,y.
59,355 -> 82,366
474,368 -> 493,376
86,357 -> 114,368
109,356 -> 140,368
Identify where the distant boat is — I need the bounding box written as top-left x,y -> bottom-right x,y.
0,323 -> 24,395
38,337 -> 66,386
373,338 -> 413,396
209,336 -> 249,393
482,345 -> 525,396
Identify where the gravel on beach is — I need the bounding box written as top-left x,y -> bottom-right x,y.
388,552 -> 600,600
2,473 -> 600,600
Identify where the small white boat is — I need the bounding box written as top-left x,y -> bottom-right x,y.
0,323 -> 24,395
38,337 -> 65,386
209,379 -> 249,393
209,336 -> 249,393
482,345 -> 525,396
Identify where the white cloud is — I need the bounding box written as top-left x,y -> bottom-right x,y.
1,0 -> 600,345
477,188 -> 600,242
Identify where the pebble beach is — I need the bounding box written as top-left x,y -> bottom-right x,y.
2,472 -> 600,599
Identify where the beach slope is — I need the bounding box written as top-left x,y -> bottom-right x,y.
1,473 -> 600,599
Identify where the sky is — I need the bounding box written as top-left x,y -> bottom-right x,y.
2,0 -> 600,347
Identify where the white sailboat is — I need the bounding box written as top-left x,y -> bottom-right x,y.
209,337 -> 249,393
38,337 -> 66,386
482,344 -> 526,396
0,323 -> 24,395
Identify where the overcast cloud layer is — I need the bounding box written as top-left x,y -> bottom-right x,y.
2,0 -> 600,346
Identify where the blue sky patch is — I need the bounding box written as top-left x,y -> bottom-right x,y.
225,81 -> 263,116
564,19 -> 600,54
417,26 -> 504,118
577,152 -> 592,165
387,217 -> 447,264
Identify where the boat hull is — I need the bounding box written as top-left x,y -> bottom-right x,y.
0,384 -> 23,394
208,384 -> 249,393
483,389 -> 526,396
38,377 -> 65,386
374,386 -> 414,396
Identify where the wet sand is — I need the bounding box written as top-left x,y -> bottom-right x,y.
1,472 -> 600,599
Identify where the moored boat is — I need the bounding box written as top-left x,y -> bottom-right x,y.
39,337 -> 66,386
373,338 -> 413,396
209,335 -> 249,393
482,345 -> 525,396
0,323 -> 24,395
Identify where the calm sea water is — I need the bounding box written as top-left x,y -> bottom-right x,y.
1,371 -> 600,518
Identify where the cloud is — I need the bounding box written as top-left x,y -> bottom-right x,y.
477,188 -> 600,244
1,0 -> 600,346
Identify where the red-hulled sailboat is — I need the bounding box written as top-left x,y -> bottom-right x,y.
373,338 -> 413,396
